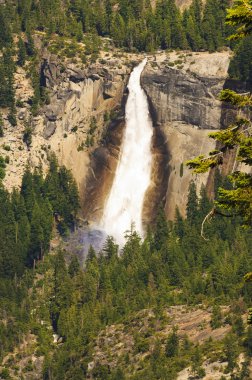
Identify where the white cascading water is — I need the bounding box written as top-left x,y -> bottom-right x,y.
100,59 -> 153,246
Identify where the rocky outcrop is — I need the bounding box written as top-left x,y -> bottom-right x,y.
88,305 -> 235,378
142,51 -> 231,218
37,55 -> 132,206
1,46 -> 232,223
1,49 -> 138,208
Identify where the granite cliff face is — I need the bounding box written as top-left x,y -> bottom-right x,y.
1,46 -> 232,222
141,51 -> 231,218
38,54 -> 132,205
0,49 -> 138,207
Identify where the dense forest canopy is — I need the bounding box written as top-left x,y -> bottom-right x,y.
0,0 -> 233,52
1,172 -> 252,378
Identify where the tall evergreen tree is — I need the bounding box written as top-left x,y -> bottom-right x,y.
186,181 -> 198,225
17,37 -> 26,66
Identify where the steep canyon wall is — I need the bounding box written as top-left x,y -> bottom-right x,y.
0,48 -> 232,223
141,51 -> 231,218
0,50 -> 138,209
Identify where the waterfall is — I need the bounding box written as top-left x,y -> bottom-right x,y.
100,59 -> 153,246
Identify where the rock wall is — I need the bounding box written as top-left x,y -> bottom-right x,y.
1,46 -> 232,223
1,50 -> 137,209
38,55 -> 132,205
141,51 -> 231,218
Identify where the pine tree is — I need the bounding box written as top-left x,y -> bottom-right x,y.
17,37 -> 26,66
0,6 -> 12,48
191,345 -> 205,377
102,236 -> 118,260
186,181 -> 199,225
229,34 -> 252,81
0,50 -> 15,108
49,250 -> 72,332
21,168 -> 35,220
26,31 -> 36,57
198,184 -> 212,220
165,327 -> 179,357
153,207 -> 169,251
29,202 -> 44,265
224,333 -> 238,372
0,189 -> 20,277
68,255 -> 80,278
0,112 -> 4,137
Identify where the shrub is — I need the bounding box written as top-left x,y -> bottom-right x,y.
23,125 -> 33,147
180,163 -> 184,177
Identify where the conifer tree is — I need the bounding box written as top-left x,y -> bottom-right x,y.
17,37 -> 26,66
153,207 -> 169,251
50,250 -> 72,332
29,202 -> 44,265
0,6 -> 12,48
174,206 -> 184,239
165,327 -> 179,357
68,255 -> 80,278
186,181 -> 199,225
21,168 -> 35,220
187,0 -> 252,227
0,113 -> 4,137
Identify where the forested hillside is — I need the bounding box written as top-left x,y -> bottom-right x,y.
0,0 -> 232,52
1,174 -> 252,379
0,0 -> 252,379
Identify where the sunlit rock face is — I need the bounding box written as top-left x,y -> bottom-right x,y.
141,52 -> 231,219
99,59 -> 153,246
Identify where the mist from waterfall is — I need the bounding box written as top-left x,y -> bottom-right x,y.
100,59 -> 153,246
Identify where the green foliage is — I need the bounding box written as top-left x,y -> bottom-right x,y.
187,0 -> 252,226
37,187 -> 251,377
187,0 -> 252,227
191,345 -> 205,377
17,37 -> 26,66
219,90 -> 252,107
0,155 -> 6,182
226,0 -> 252,40
153,206 -> 169,250
0,6 -> 12,49
0,0 -> 231,54
165,327 -> 179,357
186,181 -> 199,226
232,315 -> 244,336
0,112 -> 4,137
23,123 -> 33,148
0,177 -> 251,375
8,105 -> 17,127
187,115 -> 252,225
0,50 -> 15,109
229,34 -> 252,81
179,162 -> 183,177
43,154 -> 80,234
211,305 -> 222,329
224,333 -> 239,372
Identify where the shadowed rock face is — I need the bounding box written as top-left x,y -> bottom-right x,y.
141,52 -> 231,218
82,116 -> 126,223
